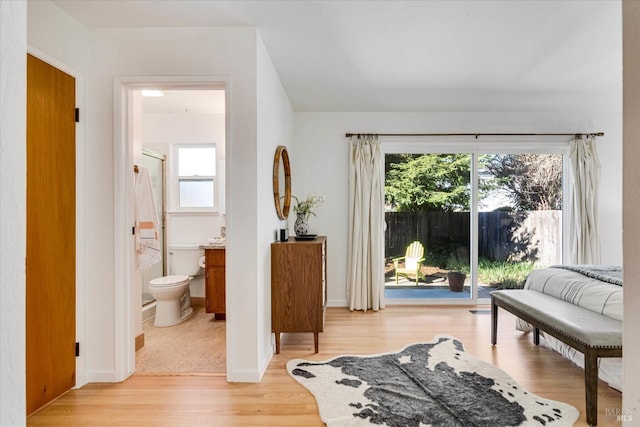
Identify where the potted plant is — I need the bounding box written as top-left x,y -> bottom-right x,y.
446,256 -> 467,292
292,193 -> 325,236
447,271 -> 466,292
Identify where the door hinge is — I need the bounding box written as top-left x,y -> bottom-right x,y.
75,108 -> 80,123
75,342 -> 80,357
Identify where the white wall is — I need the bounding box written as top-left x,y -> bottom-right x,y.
89,26 -> 262,382
144,112 -> 226,220
256,33 -> 295,372
294,112 -> 623,307
142,111 -> 226,298
27,0 -> 276,383
27,0 -> 92,387
0,1 -> 27,424
623,0 -> 640,420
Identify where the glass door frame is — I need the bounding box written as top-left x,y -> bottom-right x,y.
382,136 -> 571,305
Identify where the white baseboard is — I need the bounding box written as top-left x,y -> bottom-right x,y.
85,370 -> 119,383
226,367 -> 264,383
327,299 -> 347,307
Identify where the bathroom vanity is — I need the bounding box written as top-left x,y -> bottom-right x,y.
202,246 -> 226,320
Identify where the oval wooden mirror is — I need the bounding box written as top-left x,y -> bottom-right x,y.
273,145 -> 291,220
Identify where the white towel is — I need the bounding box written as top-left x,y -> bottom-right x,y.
134,166 -> 161,269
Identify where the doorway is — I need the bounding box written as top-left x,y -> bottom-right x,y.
123,83 -> 228,374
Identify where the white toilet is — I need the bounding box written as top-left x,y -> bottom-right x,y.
149,246 -> 203,327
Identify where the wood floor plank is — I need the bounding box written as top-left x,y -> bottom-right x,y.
27,306 -> 622,426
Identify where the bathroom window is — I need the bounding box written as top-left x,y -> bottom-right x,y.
176,145 -> 216,209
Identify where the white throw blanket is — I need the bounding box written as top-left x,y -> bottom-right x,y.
134,166 -> 161,269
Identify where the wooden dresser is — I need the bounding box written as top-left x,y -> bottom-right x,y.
204,247 -> 225,320
271,236 -> 326,354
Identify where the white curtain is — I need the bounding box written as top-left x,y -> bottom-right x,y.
568,135 -> 601,264
347,135 -> 385,311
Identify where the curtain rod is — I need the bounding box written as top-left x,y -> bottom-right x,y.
345,132 -> 604,139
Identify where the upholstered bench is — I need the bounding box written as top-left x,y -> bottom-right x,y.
491,289 -> 622,426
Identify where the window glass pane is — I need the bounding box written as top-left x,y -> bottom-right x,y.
477,153 -> 562,289
384,153 -> 472,300
178,147 -> 215,176
179,179 -> 214,208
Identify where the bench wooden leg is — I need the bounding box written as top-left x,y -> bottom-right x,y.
585,350 -> 598,426
491,296 -> 498,345
533,327 -> 540,345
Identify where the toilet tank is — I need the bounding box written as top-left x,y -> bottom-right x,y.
168,245 -> 204,276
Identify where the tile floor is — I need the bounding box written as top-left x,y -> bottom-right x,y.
135,304 -> 226,374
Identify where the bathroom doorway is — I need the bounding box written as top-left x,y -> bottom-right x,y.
127,83 -> 228,375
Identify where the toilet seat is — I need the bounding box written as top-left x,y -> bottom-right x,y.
149,275 -> 190,288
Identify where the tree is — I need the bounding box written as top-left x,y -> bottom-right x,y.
482,154 -> 562,211
385,154 -> 471,212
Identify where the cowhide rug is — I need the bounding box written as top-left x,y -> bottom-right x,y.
287,335 -> 578,427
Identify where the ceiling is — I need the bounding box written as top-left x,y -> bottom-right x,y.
140,90 -> 225,115
53,0 -> 622,113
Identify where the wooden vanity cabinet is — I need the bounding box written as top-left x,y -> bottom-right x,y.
271,236 -> 326,354
204,248 -> 225,320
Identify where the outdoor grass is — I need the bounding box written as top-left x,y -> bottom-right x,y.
387,253 -> 537,289
430,254 -> 535,288
477,259 -> 535,288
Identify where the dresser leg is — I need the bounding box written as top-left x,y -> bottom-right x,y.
314,333 -> 319,353
275,332 -> 280,354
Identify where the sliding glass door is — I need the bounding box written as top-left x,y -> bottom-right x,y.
383,140 -> 566,304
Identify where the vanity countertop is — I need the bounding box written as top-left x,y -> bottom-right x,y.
200,244 -> 226,250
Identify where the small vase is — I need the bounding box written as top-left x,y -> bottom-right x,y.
294,212 -> 309,236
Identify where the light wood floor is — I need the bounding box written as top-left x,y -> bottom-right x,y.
27,306 -> 622,426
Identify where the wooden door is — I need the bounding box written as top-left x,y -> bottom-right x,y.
26,54 -> 76,415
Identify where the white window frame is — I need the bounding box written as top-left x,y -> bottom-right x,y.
171,143 -> 217,212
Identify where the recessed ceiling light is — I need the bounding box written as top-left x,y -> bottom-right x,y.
141,89 -> 164,97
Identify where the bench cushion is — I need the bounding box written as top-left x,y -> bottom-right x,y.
491,290 -> 622,349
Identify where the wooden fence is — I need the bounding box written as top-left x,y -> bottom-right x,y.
385,210 -> 561,266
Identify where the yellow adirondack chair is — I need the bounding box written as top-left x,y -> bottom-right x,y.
392,241 -> 425,284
